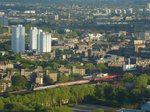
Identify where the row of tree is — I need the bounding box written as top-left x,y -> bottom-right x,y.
0,73 -> 149,111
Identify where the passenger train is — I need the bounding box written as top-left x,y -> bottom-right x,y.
33,75 -> 122,91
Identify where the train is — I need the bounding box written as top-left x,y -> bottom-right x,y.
33,80 -> 90,91
91,75 -> 122,82
57,80 -> 90,86
33,75 -> 122,91
33,84 -> 58,91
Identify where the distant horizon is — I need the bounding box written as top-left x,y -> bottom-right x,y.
0,0 -> 149,7
0,0 -> 149,3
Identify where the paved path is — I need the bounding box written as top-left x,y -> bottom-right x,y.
71,104 -> 117,112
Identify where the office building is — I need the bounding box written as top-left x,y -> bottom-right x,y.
11,25 -> 25,53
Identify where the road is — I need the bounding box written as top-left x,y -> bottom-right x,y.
71,104 -> 117,112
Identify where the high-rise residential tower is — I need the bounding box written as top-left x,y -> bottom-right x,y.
29,27 -> 38,50
11,25 -> 25,53
0,16 -> 8,26
37,29 -> 43,53
40,32 -> 52,53
147,3 -> 150,10
29,27 -> 51,53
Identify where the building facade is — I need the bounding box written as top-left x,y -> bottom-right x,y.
11,25 -> 25,53
29,27 -> 38,50
40,32 -> 52,53
0,16 -> 8,26
29,27 -> 51,53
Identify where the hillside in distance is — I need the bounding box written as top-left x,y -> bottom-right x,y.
0,0 -> 149,7
0,0 -> 149,3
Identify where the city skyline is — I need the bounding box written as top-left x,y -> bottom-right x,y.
0,1 -> 149,112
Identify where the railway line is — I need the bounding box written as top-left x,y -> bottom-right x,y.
0,75 -> 122,96
33,75 -> 122,91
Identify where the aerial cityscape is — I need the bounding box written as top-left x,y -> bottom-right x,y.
0,0 -> 150,112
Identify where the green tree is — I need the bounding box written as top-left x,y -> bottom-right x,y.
34,104 -> 49,112
50,106 -> 73,112
96,63 -> 108,71
4,103 -> 33,112
134,74 -> 148,88
122,73 -> 135,83
95,84 -> 105,99
69,73 -> 81,81
115,86 -> 128,104
52,62 -> 60,69
85,63 -> 96,70
0,41 -> 11,51
0,101 -> 4,111
12,75 -> 28,90
0,26 -> 8,34
69,62 -> 81,67
120,34 -> 126,41
44,75 -> 54,85
92,109 -> 104,112
15,53 -> 22,62
66,31 -> 78,39
104,84 -> 116,101
130,89 -> 142,103
56,87 -> 70,106
58,75 -> 69,82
